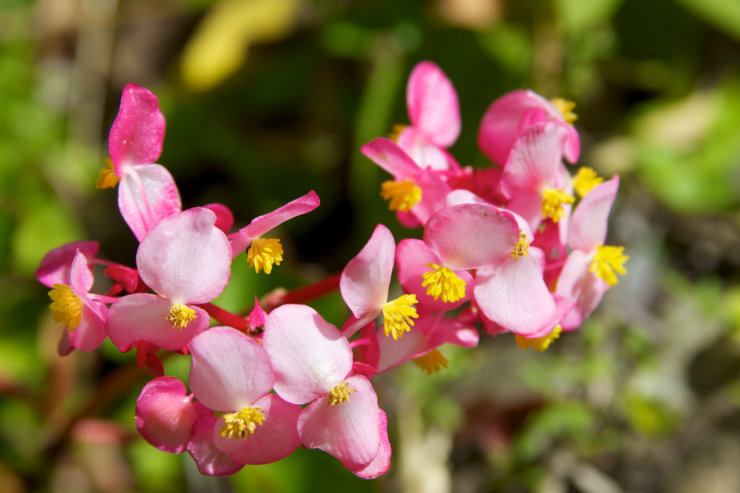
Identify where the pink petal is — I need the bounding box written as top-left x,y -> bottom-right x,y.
107,294 -> 209,351
36,241 -> 99,288
376,327 -> 427,373
136,207 -> 231,303
69,250 -> 94,293
348,409 -> 391,479
108,83 -> 165,173
340,224 -> 394,318
202,203 -> 235,233
360,137 -> 421,178
136,376 -> 207,453
568,177 -> 619,252
67,299 -> 108,351
406,61 -> 460,147
298,375 -> 381,470
473,255 -> 556,336
188,327 -> 275,412
555,250 -> 609,331
118,164 -> 182,242
397,126 -> 453,171
212,394 -> 301,465
263,304 -> 353,405
405,168 -> 452,226
187,414 -> 244,476
424,203 -> 520,269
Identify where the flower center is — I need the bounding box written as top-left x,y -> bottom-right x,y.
516,325 -> 562,352
166,304 -> 197,330
511,232 -> 529,259
421,264 -> 466,302
96,158 -> 120,189
413,349 -> 449,375
550,97 -> 578,124
220,407 -> 265,439
247,237 -> 284,274
381,294 -> 419,340
381,180 -> 422,213
541,188 -> 575,223
572,166 -> 604,198
590,244 -> 628,286
49,284 -> 83,330
328,381 -> 356,406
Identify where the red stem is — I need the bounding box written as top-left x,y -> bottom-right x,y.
196,303 -> 249,332
276,272 -> 342,307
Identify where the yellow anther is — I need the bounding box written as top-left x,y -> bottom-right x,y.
381,180 -> 422,213
388,124 -> 408,142
572,166 -> 604,198
413,349 -> 449,375
382,294 -> 419,340
328,381 -> 356,406
516,325 -> 562,352
220,407 -> 265,439
96,158 -> 120,189
421,264 -> 466,302
247,238 -> 284,274
166,304 -> 197,330
511,232 -> 529,259
550,97 -> 578,125
590,244 -> 628,286
541,188 -> 575,223
49,284 -> 83,330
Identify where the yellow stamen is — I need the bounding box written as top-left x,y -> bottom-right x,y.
382,294 -> 419,340
516,325 -> 562,352
49,284 -> 83,330
542,188 -> 575,223
550,98 -> 578,125
572,166 -> 604,198
590,244 -> 628,286
381,180 -> 422,213
167,304 -> 197,330
421,264 -> 466,302
247,238 -> 284,274
328,381 -> 356,406
220,407 -> 265,439
96,158 -> 120,189
511,232 -> 529,259
413,349 -> 448,375
388,124 -> 408,142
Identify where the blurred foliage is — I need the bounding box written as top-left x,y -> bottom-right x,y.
1,0 -> 740,492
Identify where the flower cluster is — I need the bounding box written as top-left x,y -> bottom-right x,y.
36,63 -> 626,478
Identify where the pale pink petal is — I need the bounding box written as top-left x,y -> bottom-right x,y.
107,294 -> 209,351
555,250 -> 609,331
298,375 -> 381,470
69,250 -> 94,293
405,168 -> 452,226
108,83 -> 165,174
36,241 -> 99,288
473,255 -> 556,336
407,61 -> 460,147
397,127 -> 453,171
118,164 -> 181,242
376,327 -> 427,373
263,304 -> 353,405
68,299 -> 108,351
424,204 -> 520,269
360,137 -> 421,178
212,394 -> 301,465
188,327 -> 274,412
348,409 -> 391,479
136,207 -> 231,303
340,224 -> 394,318
202,203 -> 234,233
187,414 -> 244,476
568,177 -> 619,252
136,376 -> 207,453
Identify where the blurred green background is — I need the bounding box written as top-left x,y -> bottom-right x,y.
2,0 -> 740,491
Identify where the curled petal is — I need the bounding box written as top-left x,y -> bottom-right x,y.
118,164 -> 182,242
203,203 -> 235,233
36,241 -> 99,288
360,138 -> 422,178
187,414 -> 244,476
348,409 -> 391,479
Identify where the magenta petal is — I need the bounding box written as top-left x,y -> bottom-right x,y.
568,177 -> 619,252
473,256 -> 556,336
424,204 -> 520,269
36,241 -> 99,288
347,409 -> 391,479
189,327 -> 275,411
203,203 -> 235,233
107,294 -> 209,351
118,164 -> 182,242
340,224 -> 394,318
136,376 -> 206,453
136,207 -> 231,303
187,414 -> 244,476
213,394 -> 301,465
407,61 -> 460,148
298,375 -> 381,470
263,304 -> 352,405
108,83 -> 166,173
360,137 -> 421,178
